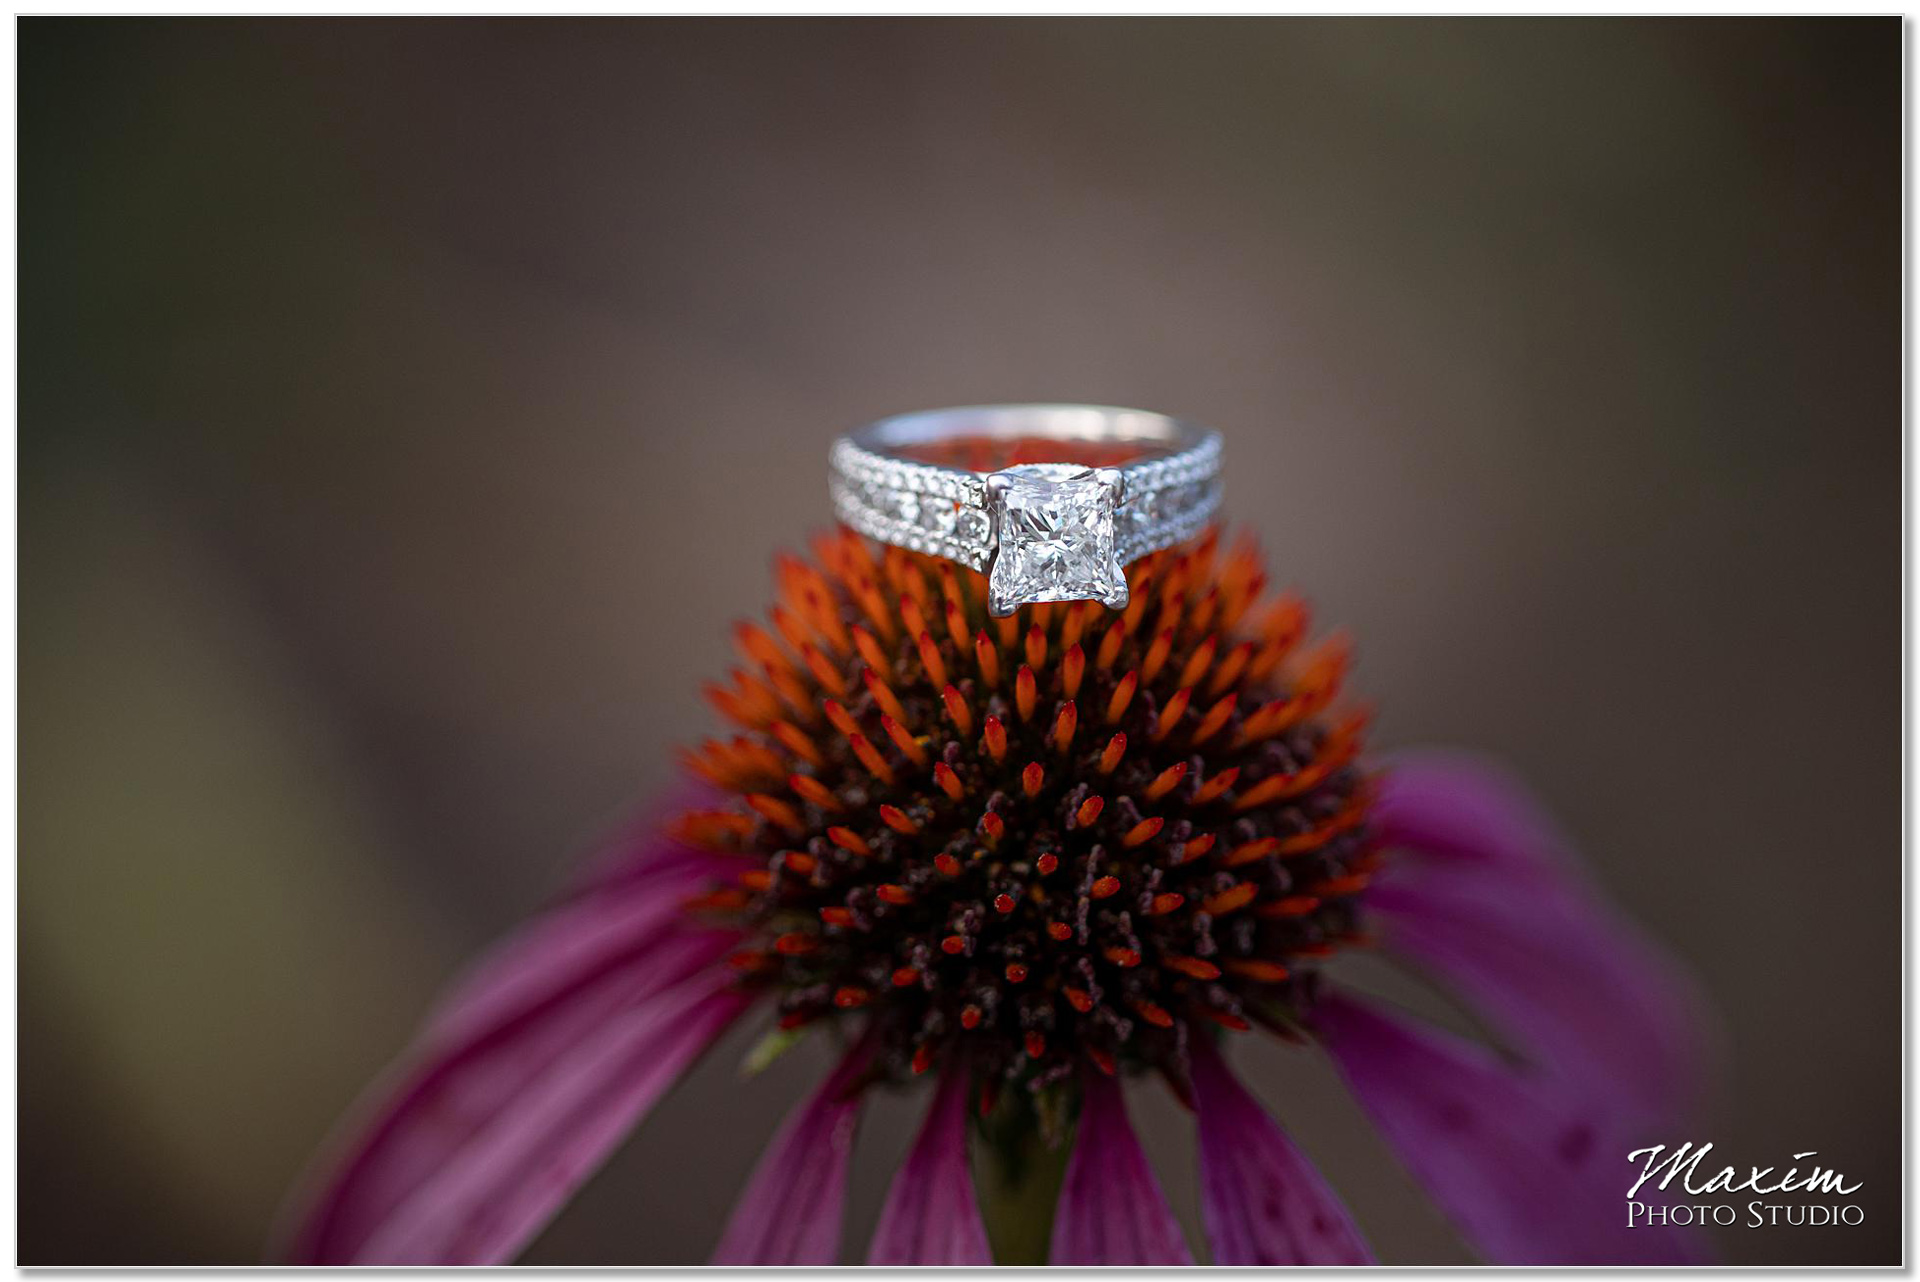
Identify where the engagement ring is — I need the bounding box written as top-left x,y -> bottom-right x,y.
829,404 -> 1223,616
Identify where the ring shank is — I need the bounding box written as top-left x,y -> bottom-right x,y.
851,403 -> 1204,455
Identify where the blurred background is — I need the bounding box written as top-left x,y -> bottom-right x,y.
19,17 -> 1898,1266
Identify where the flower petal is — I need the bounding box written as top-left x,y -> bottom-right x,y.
1191,1034 -> 1374,1265
428,846 -> 737,1044
867,1058 -> 991,1264
1050,1071 -> 1192,1265
1373,749 -> 1584,876
712,1037 -> 872,1264
566,786 -> 753,899
278,910 -> 746,1264
1315,990 -> 1705,1265
1371,750 -> 1713,1127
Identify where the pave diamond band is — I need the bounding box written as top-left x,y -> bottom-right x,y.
829,405 -> 1224,615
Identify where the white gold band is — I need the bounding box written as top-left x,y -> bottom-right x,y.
828,404 -> 1224,614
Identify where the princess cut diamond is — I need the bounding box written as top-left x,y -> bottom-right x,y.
985,465 -> 1128,617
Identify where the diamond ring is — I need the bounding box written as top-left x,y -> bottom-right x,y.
829,404 -> 1223,617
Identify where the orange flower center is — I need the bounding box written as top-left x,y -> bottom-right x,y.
679,526 -> 1376,1088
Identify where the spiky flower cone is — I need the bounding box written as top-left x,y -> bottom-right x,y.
680,527 -> 1373,1097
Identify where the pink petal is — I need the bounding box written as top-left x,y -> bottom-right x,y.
1050,1071 -> 1192,1265
1373,749 -> 1583,876
428,848 -> 735,1044
867,1059 -> 991,1264
1315,990 -> 1705,1265
278,921 -> 746,1264
566,786 -> 754,899
1371,750 -> 1713,1127
712,1037 -> 872,1264
1191,1034 -> 1373,1265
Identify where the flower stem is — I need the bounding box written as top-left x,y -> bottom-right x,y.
972,1092 -> 1075,1264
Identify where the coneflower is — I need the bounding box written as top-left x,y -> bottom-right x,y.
280,528 -> 1710,1266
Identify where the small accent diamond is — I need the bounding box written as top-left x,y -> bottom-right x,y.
918,497 -> 958,536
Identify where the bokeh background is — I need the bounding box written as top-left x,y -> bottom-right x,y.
19,17 -> 1899,1266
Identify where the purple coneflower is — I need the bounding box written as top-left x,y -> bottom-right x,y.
280,528 -> 1709,1265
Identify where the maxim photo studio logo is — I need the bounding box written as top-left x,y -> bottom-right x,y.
1627,1143 -> 1864,1229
